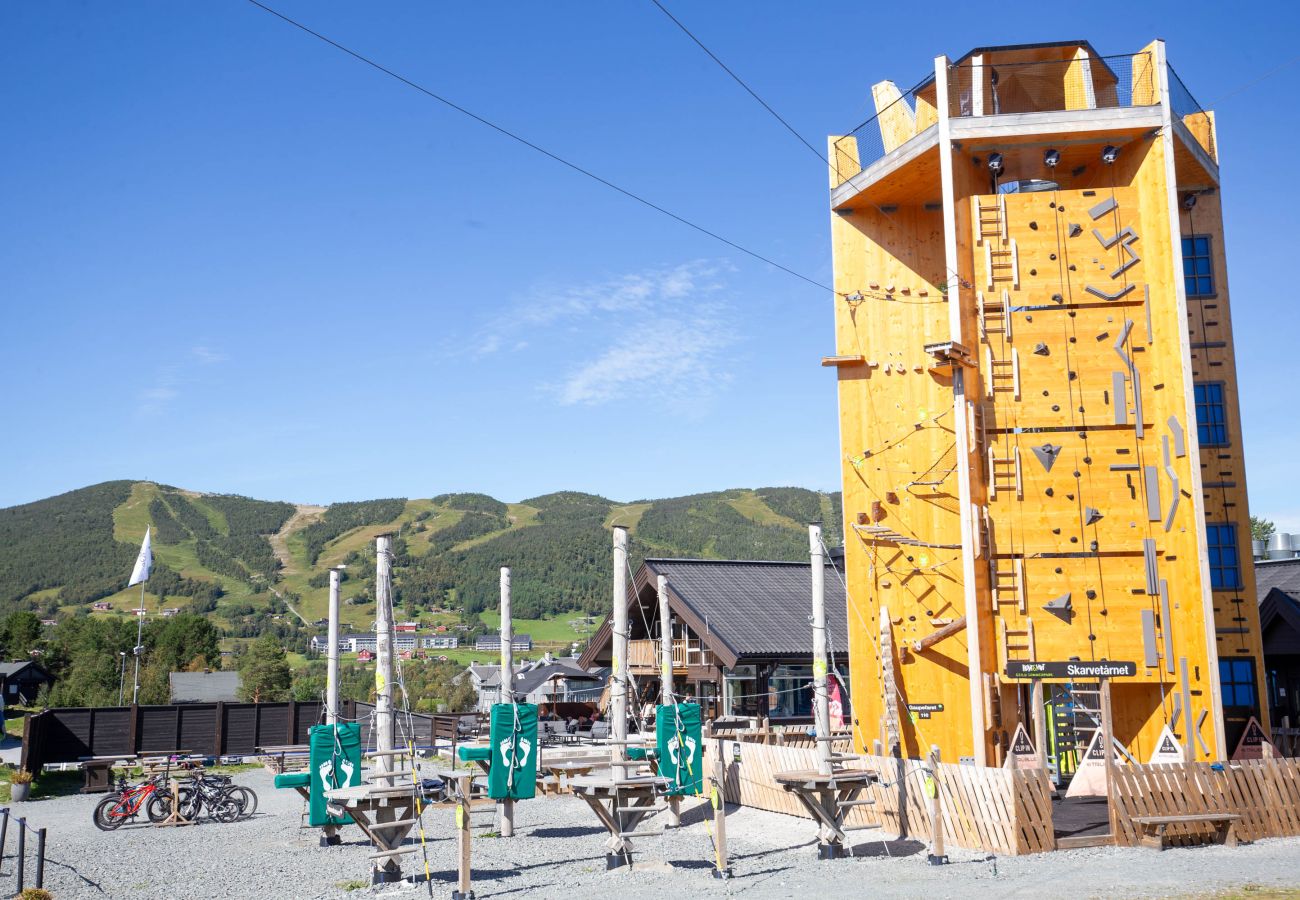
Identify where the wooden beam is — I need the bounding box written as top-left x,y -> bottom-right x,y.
912,616 -> 967,653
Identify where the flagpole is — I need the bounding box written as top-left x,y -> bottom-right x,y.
132,580 -> 145,705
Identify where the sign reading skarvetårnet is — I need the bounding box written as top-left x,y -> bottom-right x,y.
1004,660 -> 1137,679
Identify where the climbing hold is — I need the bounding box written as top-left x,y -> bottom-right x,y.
1053,528 -> 1062,535
1084,507 -> 1103,525
1052,293 -> 1063,303
1029,221 -> 1038,230
1031,443 -> 1063,472
1025,314 -> 1033,322
1055,567 -> 1063,575
1050,253 -> 1057,260
1069,336 -> 1077,343
1051,404 -> 1060,412
1067,493 -> 1075,501
1086,589 -> 1097,600
1043,593 -> 1073,622
1030,268 -> 1037,276
1070,536 -> 1079,543
1069,264 -> 1077,272
1069,223 -> 1083,237
1045,487 -> 1054,497
1042,389 -> 1050,397
1083,456 -> 1092,465
1073,470 -> 1081,478
1069,371 -> 1078,380
1033,342 -> 1050,356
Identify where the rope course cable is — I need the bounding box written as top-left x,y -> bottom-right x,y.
242,0 -> 844,297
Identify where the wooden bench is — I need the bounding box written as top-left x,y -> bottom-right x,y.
1131,813 -> 1241,850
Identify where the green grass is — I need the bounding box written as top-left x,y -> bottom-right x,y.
726,490 -> 801,528
478,609 -> 592,646
606,502 -> 651,531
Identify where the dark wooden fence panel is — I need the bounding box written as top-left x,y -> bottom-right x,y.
22,701 -> 327,767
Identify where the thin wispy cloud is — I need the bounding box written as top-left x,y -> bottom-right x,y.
473,260 -> 740,410
555,312 -> 734,409
136,371 -> 179,417
192,346 -> 228,365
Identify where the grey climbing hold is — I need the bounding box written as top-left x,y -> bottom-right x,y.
1069,223 -> 1082,237
1043,593 -> 1073,622
1031,443 -> 1063,472
1089,196 -> 1117,220
1033,343 -> 1049,356
1084,507 -> 1103,525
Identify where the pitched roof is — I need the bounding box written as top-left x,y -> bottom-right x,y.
169,671 -> 240,703
1255,558 -> 1300,603
510,661 -> 601,698
580,558 -> 849,669
0,661 -> 46,679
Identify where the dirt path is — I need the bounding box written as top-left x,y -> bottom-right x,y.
268,504 -> 325,577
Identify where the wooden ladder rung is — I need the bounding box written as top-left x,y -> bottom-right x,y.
368,817 -> 421,830
617,829 -> 665,838
369,847 -> 420,860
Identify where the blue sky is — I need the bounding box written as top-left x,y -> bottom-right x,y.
2,3 -> 1299,522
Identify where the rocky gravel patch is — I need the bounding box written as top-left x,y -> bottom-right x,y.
7,770 -> 1300,899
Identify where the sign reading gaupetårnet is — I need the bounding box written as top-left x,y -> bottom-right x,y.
907,703 -> 944,720
1004,660 -> 1137,679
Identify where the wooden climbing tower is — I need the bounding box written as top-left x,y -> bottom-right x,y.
826,40 -> 1266,768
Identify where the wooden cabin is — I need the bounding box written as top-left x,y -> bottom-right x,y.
828,39 -> 1259,772
579,558 -> 849,723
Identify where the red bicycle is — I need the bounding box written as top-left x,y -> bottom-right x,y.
92,772 -> 169,830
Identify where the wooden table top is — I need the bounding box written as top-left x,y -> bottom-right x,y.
773,768 -> 878,787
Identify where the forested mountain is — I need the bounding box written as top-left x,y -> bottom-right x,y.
0,481 -> 842,634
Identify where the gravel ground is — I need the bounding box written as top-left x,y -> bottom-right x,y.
9,769 -> 1300,899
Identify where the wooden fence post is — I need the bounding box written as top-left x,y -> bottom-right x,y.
927,744 -> 947,864
214,701 -> 225,758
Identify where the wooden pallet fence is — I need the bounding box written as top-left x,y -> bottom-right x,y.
705,737 -> 1054,854
1111,757 -> 1300,847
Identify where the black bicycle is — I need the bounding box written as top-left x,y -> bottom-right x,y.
146,773 -> 254,824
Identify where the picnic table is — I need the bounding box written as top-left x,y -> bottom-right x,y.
773,767 -> 880,859
78,755 -> 135,794
258,744 -> 310,774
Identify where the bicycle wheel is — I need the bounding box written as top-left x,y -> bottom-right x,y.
93,795 -> 128,831
176,786 -> 200,821
146,792 -> 174,824
225,786 -> 257,820
211,794 -> 241,824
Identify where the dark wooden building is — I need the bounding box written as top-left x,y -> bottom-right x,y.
578,558 -> 849,723
0,661 -> 53,705
1257,558 -> 1300,725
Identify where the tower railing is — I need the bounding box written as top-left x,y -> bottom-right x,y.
1167,63 -> 1217,160
946,52 -> 1156,118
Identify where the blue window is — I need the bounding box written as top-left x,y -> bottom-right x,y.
1218,658 -> 1257,709
1182,235 -> 1214,297
1205,523 -> 1241,591
1195,382 -> 1228,446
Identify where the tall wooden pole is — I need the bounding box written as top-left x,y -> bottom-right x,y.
810,524 -> 833,777
372,533 -> 398,882
498,566 -> 515,838
657,574 -> 680,826
374,534 -> 395,782
326,568 -> 342,725
927,744 -> 947,864
611,526 -> 630,779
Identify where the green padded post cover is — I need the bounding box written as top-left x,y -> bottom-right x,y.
309,722 -> 361,827
487,703 -> 538,801
656,702 -> 703,797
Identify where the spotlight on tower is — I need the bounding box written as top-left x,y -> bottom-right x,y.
988,152 -> 1004,174
1044,149 -> 1060,168
1101,145 -> 1119,164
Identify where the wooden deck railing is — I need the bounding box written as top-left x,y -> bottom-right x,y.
627,639 -> 714,669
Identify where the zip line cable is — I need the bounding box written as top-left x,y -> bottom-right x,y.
646,0 -> 829,168
243,0 -> 838,296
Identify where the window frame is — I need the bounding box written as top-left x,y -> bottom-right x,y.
1194,381 -> 1230,448
1218,657 -> 1258,710
1205,521 -> 1242,591
1182,234 -> 1216,298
